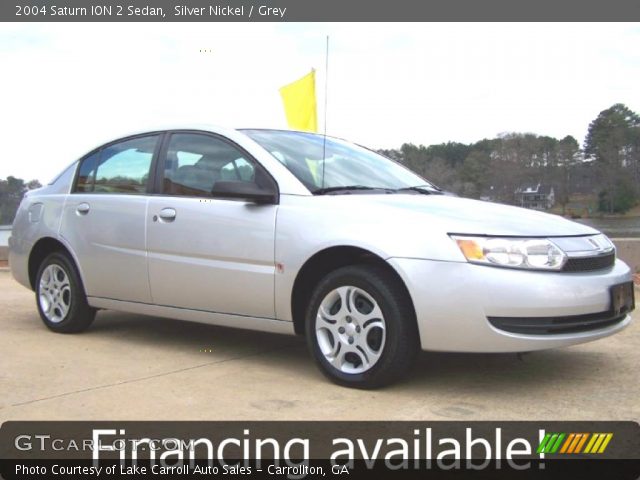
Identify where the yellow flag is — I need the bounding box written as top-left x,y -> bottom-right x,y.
279,70 -> 318,133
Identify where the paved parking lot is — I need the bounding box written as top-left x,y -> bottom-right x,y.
1,270 -> 638,421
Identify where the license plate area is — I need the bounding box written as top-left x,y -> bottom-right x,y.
610,282 -> 635,317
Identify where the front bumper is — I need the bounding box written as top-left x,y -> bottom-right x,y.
388,257 -> 633,352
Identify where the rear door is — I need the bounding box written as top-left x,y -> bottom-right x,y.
146,131 -> 278,318
60,134 -> 161,303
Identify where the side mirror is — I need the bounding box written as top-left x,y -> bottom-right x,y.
211,181 -> 278,205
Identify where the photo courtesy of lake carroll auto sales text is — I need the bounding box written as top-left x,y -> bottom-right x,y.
0,1 -> 639,479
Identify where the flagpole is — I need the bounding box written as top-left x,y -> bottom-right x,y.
321,35 -> 329,189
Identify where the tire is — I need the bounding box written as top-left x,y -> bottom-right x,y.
305,264 -> 419,389
35,252 -> 96,333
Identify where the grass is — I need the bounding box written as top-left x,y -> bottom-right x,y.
551,194 -> 640,219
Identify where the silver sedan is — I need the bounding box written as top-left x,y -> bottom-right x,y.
9,126 -> 635,388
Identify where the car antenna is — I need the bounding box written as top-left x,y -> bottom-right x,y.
321,35 -> 329,189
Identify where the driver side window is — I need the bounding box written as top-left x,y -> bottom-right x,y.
162,133 -> 256,197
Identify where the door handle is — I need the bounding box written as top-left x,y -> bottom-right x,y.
76,203 -> 90,215
158,207 -> 177,222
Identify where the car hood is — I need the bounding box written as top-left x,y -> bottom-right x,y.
340,193 -> 599,237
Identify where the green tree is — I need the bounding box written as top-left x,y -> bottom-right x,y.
424,142 -> 470,168
459,151 -> 492,199
584,103 -> 640,213
554,136 -> 580,215
0,176 -> 42,224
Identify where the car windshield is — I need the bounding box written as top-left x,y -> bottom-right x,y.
242,129 -> 436,194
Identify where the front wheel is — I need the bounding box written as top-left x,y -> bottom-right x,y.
305,264 -> 419,389
35,252 -> 96,333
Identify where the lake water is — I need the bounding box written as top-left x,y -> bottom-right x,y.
0,227 -> 10,247
574,217 -> 640,238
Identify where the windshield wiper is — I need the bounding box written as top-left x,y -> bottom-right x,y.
314,185 -> 384,195
394,185 -> 443,195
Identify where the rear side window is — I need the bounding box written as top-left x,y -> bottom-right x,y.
74,135 -> 158,194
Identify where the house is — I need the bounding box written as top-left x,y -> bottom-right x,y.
515,183 -> 555,210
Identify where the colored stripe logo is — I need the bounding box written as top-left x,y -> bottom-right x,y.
537,433 -> 613,454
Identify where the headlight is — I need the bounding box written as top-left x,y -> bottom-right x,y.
451,235 -> 567,271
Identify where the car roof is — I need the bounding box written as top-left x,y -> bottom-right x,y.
105,125 -> 341,142
100,123 -> 237,140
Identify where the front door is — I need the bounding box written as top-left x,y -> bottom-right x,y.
146,132 -> 278,318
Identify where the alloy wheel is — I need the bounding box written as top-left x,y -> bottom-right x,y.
315,285 -> 386,374
38,264 -> 71,323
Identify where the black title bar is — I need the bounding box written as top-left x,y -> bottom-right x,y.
4,0 -> 640,22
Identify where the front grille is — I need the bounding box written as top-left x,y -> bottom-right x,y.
562,252 -> 615,272
488,311 -> 627,335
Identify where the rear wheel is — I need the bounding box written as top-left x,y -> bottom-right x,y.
305,264 -> 419,388
35,252 -> 95,333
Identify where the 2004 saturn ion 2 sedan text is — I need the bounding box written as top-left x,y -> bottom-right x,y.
9,126 -> 636,388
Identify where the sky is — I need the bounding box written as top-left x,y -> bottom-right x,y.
0,22 -> 639,183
